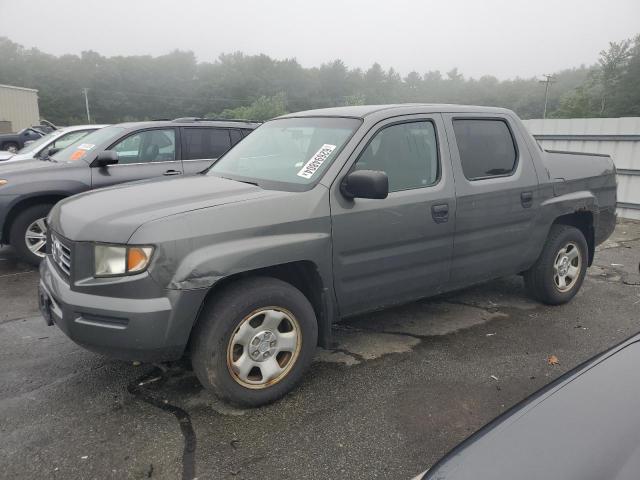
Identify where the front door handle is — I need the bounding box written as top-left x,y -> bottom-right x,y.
431,203 -> 449,223
521,191 -> 533,208
163,169 -> 182,176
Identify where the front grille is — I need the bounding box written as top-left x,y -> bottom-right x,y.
51,233 -> 72,277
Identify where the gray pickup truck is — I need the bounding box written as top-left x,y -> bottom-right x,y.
38,104 -> 617,406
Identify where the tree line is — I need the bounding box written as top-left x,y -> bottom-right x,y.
0,34 -> 638,125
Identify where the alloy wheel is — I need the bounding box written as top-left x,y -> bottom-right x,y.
226,307 -> 301,389
25,217 -> 48,258
553,242 -> 581,292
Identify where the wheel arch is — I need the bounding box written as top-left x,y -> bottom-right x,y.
2,194 -> 67,243
188,260 -> 334,350
551,211 -> 595,265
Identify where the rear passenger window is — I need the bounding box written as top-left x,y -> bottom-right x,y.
354,121 -> 439,192
453,119 -> 517,180
230,129 -> 243,146
183,128 -> 231,160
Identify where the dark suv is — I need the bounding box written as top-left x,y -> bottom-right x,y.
0,118 -> 259,264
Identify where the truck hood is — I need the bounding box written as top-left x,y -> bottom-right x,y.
49,174 -> 275,242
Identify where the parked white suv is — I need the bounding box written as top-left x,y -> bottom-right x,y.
0,124 -> 108,163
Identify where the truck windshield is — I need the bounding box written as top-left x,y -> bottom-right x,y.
208,117 -> 361,186
52,126 -> 125,163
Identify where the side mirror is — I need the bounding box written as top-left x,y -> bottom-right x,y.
92,150 -> 119,167
47,147 -> 60,157
341,170 -> 389,200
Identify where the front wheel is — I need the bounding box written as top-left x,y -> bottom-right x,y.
3,142 -> 19,153
191,277 -> 318,407
9,203 -> 54,266
524,224 -> 588,305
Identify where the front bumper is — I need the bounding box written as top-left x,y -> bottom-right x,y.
39,256 -> 207,362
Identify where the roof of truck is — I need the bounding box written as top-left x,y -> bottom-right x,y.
278,104 -> 513,119
114,118 -> 261,130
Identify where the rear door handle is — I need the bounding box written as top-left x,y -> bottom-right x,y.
521,191 -> 533,208
163,169 -> 182,176
431,203 -> 449,223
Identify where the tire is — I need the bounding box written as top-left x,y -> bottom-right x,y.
191,277 -> 318,407
9,203 -> 54,266
3,142 -> 19,153
524,224 -> 588,305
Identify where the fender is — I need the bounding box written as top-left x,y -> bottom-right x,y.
527,190 -> 598,266
0,184 -> 89,242
167,231 -> 333,291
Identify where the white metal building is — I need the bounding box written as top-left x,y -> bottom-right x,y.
523,117 -> 640,220
0,84 -> 40,132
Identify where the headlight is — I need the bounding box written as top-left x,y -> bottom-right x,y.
0,179 -> 7,187
94,244 -> 154,277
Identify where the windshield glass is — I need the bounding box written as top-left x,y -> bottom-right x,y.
52,126 -> 125,162
17,131 -> 58,154
208,117 -> 361,186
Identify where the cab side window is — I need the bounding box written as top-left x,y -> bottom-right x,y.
453,119 -> 517,180
354,121 -> 439,192
112,129 -> 176,164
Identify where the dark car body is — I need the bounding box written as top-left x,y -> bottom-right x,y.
0,126 -> 49,151
421,333 -> 640,480
38,104 -> 617,363
0,118 -> 259,262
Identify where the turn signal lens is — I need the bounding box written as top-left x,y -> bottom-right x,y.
127,247 -> 153,273
94,244 -> 154,277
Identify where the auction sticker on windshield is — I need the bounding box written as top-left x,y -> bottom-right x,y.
297,144 -> 336,179
70,150 -> 86,161
77,143 -> 95,150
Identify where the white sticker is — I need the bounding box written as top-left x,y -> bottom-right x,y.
297,144 -> 336,179
77,143 -> 95,151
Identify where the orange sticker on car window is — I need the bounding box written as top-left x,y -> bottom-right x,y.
70,150 -> 86,161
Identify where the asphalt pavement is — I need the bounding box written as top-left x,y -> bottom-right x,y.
1,221 -> 639,479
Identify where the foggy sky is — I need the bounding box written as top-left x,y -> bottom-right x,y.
1,0 -> 638,79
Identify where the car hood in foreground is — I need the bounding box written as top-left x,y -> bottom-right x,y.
0,151 -> 14,161
423,334 -> 640,480
49,174 -> 278,243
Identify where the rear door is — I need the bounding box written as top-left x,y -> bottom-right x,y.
443,113 -> 540,287
90,127 -> 183,189
181,127 -> 233,174
330,115 -> 456,316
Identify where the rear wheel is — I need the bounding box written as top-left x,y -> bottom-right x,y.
524,224 -> 588,305
9,203 -> 54,266
191,277 -> 318,407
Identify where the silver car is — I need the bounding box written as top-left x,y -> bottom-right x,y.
0,124 -> 107,163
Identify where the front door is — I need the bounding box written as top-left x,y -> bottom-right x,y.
443,114 -> 540,287
91,128 -> 183,189
330,115 -> 456,316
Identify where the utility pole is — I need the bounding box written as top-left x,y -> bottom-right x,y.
539,74 -> 555,119
82,88 -> 92,123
